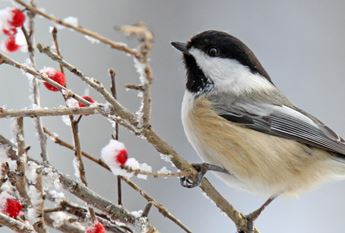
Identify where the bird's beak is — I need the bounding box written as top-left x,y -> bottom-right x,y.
171,41 -> 189,54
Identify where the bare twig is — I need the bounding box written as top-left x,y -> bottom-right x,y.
0,106 -> 100,118
125,84 -> 145,91
21,0 -> 49,162
14,0 -> 140,58
33,168 -> 47,233
119,23 -> 153,128
70,119 -> 97,222
108,68 -> 122,206
51,27 -> 65,74
14,117 -> 32,206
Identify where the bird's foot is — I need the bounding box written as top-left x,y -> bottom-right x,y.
239,196 -> 276,233
180,163 -> 230,188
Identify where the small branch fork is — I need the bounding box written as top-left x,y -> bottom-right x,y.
0,1 -> 267,233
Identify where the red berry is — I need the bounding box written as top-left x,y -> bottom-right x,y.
86,222 -> 105,233
4,36 -> 20,52
79,96 -> 95,107
9,8 -> 25,28
42,70 -> 66,92
116,149 -> 128,167
3,198 -> 23,218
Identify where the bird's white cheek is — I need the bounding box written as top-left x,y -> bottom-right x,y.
189,48 -> 275,95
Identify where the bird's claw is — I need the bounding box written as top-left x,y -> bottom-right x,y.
180,163 -> 207,188
180,163 -> 229,188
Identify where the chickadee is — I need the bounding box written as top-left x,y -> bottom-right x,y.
171,31 -> 345,201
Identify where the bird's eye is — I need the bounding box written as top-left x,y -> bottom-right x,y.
207,48 -> 219,57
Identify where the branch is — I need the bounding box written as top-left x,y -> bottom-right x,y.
14,0 -> 140,58
33,167 -> 47,233
0,212 -> 34,233
0,106 -> 100,118
44,214 -> 84,233
14,117 -> 32,206
70,119 -> 97,222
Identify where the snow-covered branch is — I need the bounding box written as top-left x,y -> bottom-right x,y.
0,1 -> 261,233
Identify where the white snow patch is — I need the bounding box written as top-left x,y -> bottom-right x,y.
131,210 -> 143,218
56,16 -> 78,29
0,146 -> 7,165
62,115 -> 72,126
157,166 -> 171,174
66,98 -> 79,108
7,159 -> 17,171
50,211 -> 70,228
133,58 -> 147,84
73,157 -> 80,179
84,35 -> 100,44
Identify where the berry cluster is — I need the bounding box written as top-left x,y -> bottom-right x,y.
0,7 -> 25,52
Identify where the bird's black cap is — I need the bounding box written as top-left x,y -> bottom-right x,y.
172,30 -> 272,83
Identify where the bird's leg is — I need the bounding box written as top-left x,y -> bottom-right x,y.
243,196 -> 277,233
180,163 -> 230,188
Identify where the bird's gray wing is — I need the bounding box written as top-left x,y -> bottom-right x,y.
212,100 -> 345,156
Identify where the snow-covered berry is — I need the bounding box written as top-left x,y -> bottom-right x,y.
86,221 -> 105,233
3,198 -> 23,218
2,35 -> 19,52
79,95 -> 95,107
8,8 -> 25,28
41,68 -> 66,92
101,139 -> 129,169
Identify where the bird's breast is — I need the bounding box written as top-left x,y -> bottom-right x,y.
181,91 -> 344,195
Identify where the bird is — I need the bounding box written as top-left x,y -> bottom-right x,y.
171,30 -> 345,225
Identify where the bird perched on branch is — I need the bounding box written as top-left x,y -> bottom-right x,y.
171,30 -> 345,227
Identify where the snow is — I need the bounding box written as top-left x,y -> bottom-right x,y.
124,158 -> 152,180
26,161 -> 38,183
62,115 -> 72,126
56,16 -> 78,29
42,167 -> 64,202
49,211 -> 70,227
84,35 -> 100,44
47,190 -> 65,202
159,153 -> 172,163
66,98 -> 79,108
0,7 -> 13,31
131,210 -> 143,218
157,166 -> 171,174
7,159 -> 17,171
73,157 -> 80,179
133,58 -> 147,84
26,208 -> 37,224
15,29 -> 28,52
0,146 -> 7,165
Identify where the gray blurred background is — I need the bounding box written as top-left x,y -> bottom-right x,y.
1,0 -> 345,232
